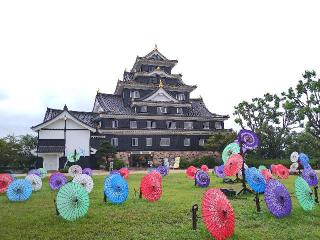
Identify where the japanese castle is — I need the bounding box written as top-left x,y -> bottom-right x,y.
32,46 -> 229,171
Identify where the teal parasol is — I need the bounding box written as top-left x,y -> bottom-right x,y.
295,177 -> 315,211
222,143 -> 240,163
56,182 -> 90,221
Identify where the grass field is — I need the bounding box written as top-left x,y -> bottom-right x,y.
0,173 -> 319,240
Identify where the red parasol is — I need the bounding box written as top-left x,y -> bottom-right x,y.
186,166 -> 198,179
202,188 -> 235,240
140,173 -> 162,202
276,165 -> 289,179
200,165 -> 209,173
271,164 -> 280,175
224,154 -> 243,177
119,168 -> 129,179
150,170 -> 162,181
261,169 -> 273,181
0,173 -> 13,193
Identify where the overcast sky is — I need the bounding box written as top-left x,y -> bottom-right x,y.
1,0 -> 320,137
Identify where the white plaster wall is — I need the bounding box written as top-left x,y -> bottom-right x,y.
43,154 -> 59,171
39,129 -> 64,139
65,130 -> 90,156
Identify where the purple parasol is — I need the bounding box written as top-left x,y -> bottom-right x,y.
49,173 -> 68,190
237,129 -> 259,150
214,165 -> 225,178
195,170 -> 210,188
264,179 -> 292,218
302,168 -> 319,187
28,169 -> 41,177
82,168 -> 93,176
156,166 -> 168,177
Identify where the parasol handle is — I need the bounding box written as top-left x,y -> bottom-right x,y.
254,193 -> 261,212
191,204 -> 199,230
314,186 -> 319,203
103,192 -> 107,203
139,187 -> 142,199
54,198 -> 59,216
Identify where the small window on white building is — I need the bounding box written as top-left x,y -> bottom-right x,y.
166,121 -> 176,129
199,139 -> 205,146
176,93 -> 186,101
215,122 -> 223,129
147,120 -> 156,129
177,108 -> 183,114
160,138 -> 170,146
111,138 -> 118,147
203,122 -> 210,130
132,138 -> 138,146
141,106 -> 148,113
130,90 -> 140,99
184,138 -> 191,146
184,122 -> 193,129
112,120 -> 118,128
157,106 -> 167,114
146,138 -> 152,146
130,121 -> 137,129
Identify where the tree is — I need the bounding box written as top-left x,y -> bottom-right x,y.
233,93 -> 300,159
282,70 -> 320,139
204,131 -> 237,153
95,140 -> 117,169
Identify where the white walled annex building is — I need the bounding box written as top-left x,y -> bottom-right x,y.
31,105 -> 97,171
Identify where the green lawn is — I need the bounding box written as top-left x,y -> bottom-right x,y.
0,173 -> 319,240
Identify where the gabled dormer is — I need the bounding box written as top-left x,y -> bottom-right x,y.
141,87 -> 179,103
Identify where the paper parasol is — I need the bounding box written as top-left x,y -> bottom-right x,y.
28,169 -> 41,177
186,166 -> 198,179
110,170 -> 120,175
237,163 -> 248,178
68,165 -> 82,177
195,170 -> 210,188
56,182 -> 90,221
6,179 -> 33,202
290,152 -> 299,163
224,154 -> 243,177
73,174 -> 94,193
119,167 -> 130,179
260,169 -> 273,181
150,170 -> 162,182
82,168 -> 93,176
258,165 -> 267,171
264,179 -> 292,218
299,153 -> 310,169
237,129 -> 259,150
38,168 -> 47,179
275,165 -> 289,179
200,165 -> 209,173
202,188 -> 235,240
289,162 -> 299,172
0,173 -> 13,193
295,176 -> 315,211
222,143 -> 240,163
214,165 -> 225,178
140,173 -> 162,202
49,172 -> 68,190
245,167 -> 266,193
156,166 -> 168,177
25,174 -> 42,191
104,174 -> 129,204
302,168 -> 319,187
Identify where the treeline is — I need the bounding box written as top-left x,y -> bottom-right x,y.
0,134 -> 37,171
206,70 -> 320,160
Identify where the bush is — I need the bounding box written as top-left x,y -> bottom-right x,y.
179,157 -> 192,169
106,159 -> 125,170
59,166 -> 69,173
179,156 -> 220,169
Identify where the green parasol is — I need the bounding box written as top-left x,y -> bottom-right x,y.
295,176 -> 315,211
258,165 -> 267,171
56,182 -> 90,221
222,143 -> 240,163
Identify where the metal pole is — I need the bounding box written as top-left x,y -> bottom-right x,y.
191,204 -> 198,230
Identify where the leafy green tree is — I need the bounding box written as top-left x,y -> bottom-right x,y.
204,131 -> 237,153
95,140 -> 117,169
282,70 -> 320,139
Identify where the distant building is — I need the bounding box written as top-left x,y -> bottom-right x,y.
32,47 -> 230,170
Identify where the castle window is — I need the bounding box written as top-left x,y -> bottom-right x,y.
130,90 -> 140,99
141,106 -> 148,113
184,122 -> 193,129
184,138 -> 191,146
146,138 -> 152,146
147,120 -> 156,129
177,108 -> 183,114
111,138 -> 118,147
199,139 -> 205,146
157,106 -> 167,114
130,121 -> 137,129
112,120 -> 118,128
166,121 -> 176,129
176,93 -> 186,101
132,138 -> 138,146
203,122 -> 210,130
160,138 -> 170,146
215,122 -> 223,129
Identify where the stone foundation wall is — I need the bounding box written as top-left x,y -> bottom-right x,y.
116,151 -> 214,163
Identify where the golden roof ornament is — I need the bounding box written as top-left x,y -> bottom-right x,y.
97,88 -> 100,94
156,66 -> 161,70
154,44 -> 158,50
159,79 -> 164,88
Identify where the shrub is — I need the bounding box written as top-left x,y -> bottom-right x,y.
179,157 -> 192,169
107,159 -> 125,170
